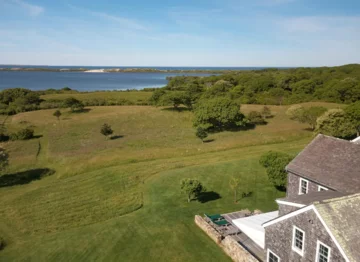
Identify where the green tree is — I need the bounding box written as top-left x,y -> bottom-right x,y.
10,128 -> 34,141
53,110 -> 62,120
180,178 -> 206,202
229,177 -> 241,203
193,97 -> 247,131
195,127 -> 208,142
62,97 -> 84,112
345,101 -> 360,136
100,123 -> 113,140
149,89 -> 166,106
248,111 -> 266,125
159,92 -> 185,110
316,109 -> 356,138
286,105 -> 305,120
288,106 -> 327,130
260,151 -> 293,189
261,106 -> 272,119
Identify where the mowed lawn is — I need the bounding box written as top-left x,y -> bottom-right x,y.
0,102 -> 342,261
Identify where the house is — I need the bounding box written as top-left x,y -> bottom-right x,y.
263,135 -> 360,262
198,134 -> 360,262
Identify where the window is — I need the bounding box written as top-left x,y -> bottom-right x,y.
316,241 -> 331,262
299,178 -> 308,195
267,249 -> 280,262
318,186 -> 328,191
292,226 -> 305,256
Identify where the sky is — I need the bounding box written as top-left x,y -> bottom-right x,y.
0,0 -> 360,67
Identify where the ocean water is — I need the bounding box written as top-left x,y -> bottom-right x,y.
0,71 -> 217,91
0,65 -> 282,91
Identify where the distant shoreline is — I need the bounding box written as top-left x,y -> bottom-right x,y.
0,66 -> 285,74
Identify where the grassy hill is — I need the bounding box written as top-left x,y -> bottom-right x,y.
0,102 -> 343,261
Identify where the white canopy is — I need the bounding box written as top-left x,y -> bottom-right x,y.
232,211 -> 279,249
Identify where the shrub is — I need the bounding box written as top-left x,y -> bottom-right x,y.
0,237 -> 5,250
10,128 -> 34,141
248,111 -> 267,125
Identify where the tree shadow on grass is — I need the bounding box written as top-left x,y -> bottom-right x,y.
110,135 -> 124,140
0,168 -> 55,188
71,108 -> 92,114
161,107 -> 191,112
197,191 -> 221,203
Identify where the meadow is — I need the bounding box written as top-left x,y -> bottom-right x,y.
0,100 -> 343,261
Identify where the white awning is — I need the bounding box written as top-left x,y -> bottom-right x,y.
232,211 -> 279,249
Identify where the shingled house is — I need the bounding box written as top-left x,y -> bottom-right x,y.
263,135 -> 360,262
198,135 -> 360,262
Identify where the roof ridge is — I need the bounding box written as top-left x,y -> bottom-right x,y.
314,192 -> 360,205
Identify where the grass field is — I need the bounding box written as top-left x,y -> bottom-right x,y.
0,101 -> 343,261
41,91 -> 152,105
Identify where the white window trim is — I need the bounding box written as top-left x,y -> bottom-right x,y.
299,178 -> 309,195
262,205 -> 349,262
318,185 -> 328,191
316,240 -> 331,262
292,226 -> 305,256
267,249 -> 281,262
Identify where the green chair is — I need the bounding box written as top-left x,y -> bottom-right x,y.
214,219 -> 230,226
205,214 -> 224,221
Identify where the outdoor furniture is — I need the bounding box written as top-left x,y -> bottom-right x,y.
204,213 -> 224,221
214,219 -> 230,226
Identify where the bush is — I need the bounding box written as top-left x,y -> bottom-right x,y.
0,237 -> 5,250
10,128 -> 34,141
248,111 -> 267,125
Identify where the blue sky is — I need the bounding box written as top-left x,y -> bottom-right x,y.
0,0 -> 360,66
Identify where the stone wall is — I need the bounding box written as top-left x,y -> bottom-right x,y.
222,236 -> 259,262
195,215 -> 259,262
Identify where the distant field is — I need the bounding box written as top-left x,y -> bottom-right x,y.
0,102 -> 343,261
41,91 -> 152,104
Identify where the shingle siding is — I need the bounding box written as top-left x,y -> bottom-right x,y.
278,204 -> 299,216
265,209 -> 346,262
287,172 -> 332,198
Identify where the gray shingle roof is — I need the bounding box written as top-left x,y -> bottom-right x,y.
286,134 -> 360,193
278,190 -> 346,205
315,193 -> 360,262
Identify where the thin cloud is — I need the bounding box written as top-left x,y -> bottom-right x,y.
279,16 -> 360,33
68,4 -> 148,31
12,0 -> 44,17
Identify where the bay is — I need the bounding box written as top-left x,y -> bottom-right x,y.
0,71 -> 216,91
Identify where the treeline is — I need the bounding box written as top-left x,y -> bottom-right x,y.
151,64 -> 360,108
0,88 -> 151,115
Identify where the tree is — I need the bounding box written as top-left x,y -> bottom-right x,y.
345,101 -> 360,136
286,105 -> 305,120
260,151 -> 293,189
158,91 -> 185,110
9,128 -> 34,141
149,89 -> 166,106
62,97 -> 84,112
0,148 -> 9,173
316,109 -> 356,138
53,110 -> 62,120
195,127 -> 208,142
193,97 -> 247,131
261,106 -> 272,119
248,111 -> 266,125
229,177 -> 241,203
100,123 -> 113,139
301,107 -> 327,130
180,178 -> 206,202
